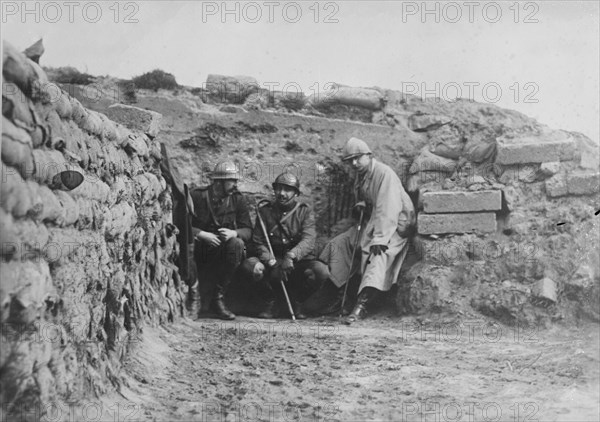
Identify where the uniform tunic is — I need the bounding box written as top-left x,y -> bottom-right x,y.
190,186 -> 252,274
250,200 -> 327,302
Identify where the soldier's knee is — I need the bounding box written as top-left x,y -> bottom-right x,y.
310,261 -> 330,282
240,257 -> 265,282
225,237 -> 245,250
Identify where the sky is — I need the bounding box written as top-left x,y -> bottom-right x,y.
3,1 -> 599,142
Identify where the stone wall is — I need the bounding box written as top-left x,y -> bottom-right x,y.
1,41 -> 184,416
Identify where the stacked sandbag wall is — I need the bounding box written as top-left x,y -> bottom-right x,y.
1,41 -> 184,414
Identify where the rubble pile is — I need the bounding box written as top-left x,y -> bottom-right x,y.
1,41 -> 184,412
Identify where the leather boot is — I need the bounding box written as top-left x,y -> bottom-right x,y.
186,281 -> 201,318
345,287 -> 377,325
258,299 -> 277,319
211,278 -> 235,320
212,292 -> 235,320
293,301 -> 307,320
320,287 -> 343,315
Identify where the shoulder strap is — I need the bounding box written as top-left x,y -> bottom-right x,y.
201,189 -> 221,228
275,202 -> 302,240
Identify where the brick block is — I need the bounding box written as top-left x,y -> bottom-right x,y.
496,132 -> 576,164
421,190 -> 501,213
418,212 -> 497,235
545,173 -> 567,197
566,171 -> 600,196
105,104 -> 162,138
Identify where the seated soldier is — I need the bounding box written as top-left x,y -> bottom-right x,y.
305,138 -> 416,323
241,173 -> 329,319
190,161 -> 252,320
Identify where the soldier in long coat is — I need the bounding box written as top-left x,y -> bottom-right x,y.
326,137 -> 415,323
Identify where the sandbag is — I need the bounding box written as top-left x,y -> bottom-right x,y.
330,86 -> 383,110
409,146 -> 458,174
53,89 -> 73,119
2,116 -> 34,178
54,191 -> 79,226
37,185 -> 65,223
428,124 -> 465,159
464,139 -> 497,163
309,86 -> 383,110
3,41 -> 36,95
32,149 -> 67,185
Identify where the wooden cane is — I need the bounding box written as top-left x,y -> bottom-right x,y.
340,208 -> 365,317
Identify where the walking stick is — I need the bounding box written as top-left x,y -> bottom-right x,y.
340,208 -> 365,317
256,201 -> 296,321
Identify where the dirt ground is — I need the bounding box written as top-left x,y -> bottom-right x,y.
106,311 -> 600,422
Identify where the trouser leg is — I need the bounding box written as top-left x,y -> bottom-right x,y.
212,237 -> 245,320
196,237 -> 245,320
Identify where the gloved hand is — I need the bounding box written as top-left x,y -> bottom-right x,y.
281,257 -> 294,274
370,244 -> 388,256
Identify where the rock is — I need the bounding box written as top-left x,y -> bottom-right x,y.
219,105 -> 246,113
421,190 -> 502,213
564,265 -> 596,297
105,104 -> 162,138
538,162 -> 560,178
206,74 -> 259,104
244,91 -> 270,110
466,175 -> 487,186
418,212 -> 497,235
23,38 -> 44,63
396,264 -> 454,315
531,277 -> 557,303
501,186 -> 519,211
408,114 -> 452,132
123,133 -> 150,157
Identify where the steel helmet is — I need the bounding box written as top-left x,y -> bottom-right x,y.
210,161 -> 240,180
272,172 -> 301,194
342,137 -> 372,161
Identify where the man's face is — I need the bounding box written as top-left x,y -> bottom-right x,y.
345,154 -> 371,174
221,179 -> 238,195
274,184 -> 297,205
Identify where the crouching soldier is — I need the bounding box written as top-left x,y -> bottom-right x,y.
242,173 -> 328,319
190,161 -> 252,320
